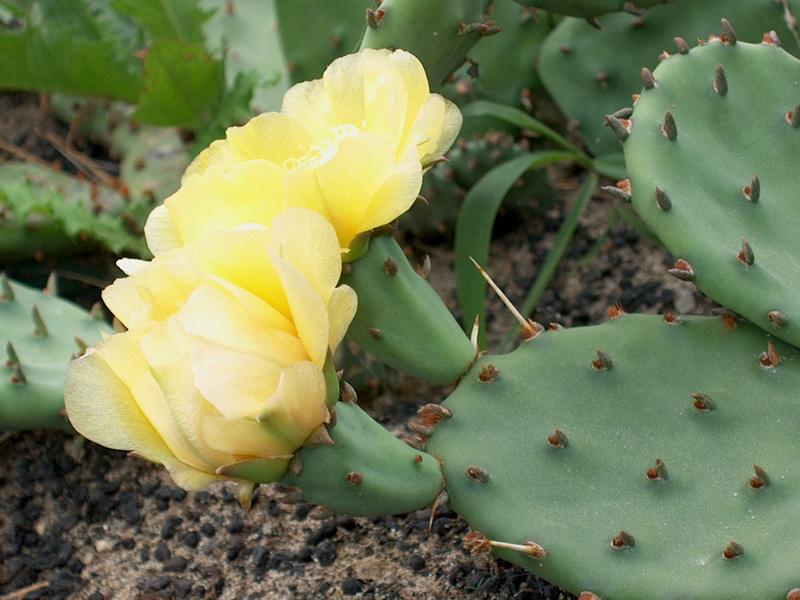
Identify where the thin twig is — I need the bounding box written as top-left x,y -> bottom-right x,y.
0,138 -> 54,170
0,581 -> 49,600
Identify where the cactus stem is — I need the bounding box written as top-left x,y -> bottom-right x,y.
383,257 -> 398,276
468,257 -> 542,341
760,341 -> 782,368
655,187 -> 672,211
604,115 -> 631,142
743,175 -> 760,202
691,392 -> 715,412
367,327 -> 382,340
478,364 -> 500,383
43,272 -> 58,296
750,464 -> 770,489
611,530 -> 635,550
6,341 -> 19,367
674,37 -> 690,54
713,64 -> 728,96
344,471 -> 363,486
366,7 -> 386,28
10,363 -> 26,385
787,105 -> 800,128
661,112 -> 678,141
31,305 -> 48,337
720,18 -> 737,45
646,458 -> 668,481
640,67 -> 656,89
547,429 -> 569,449
591,350 -> 613,371
466,464 -> 490,483
464,530 -> 546,559
663,309 -> 682,326
768,310 -> 786,327
600,185 -> 632,203
723,541 -> 744,560
737,239 -> 754,266
667,259 -> 695,282
1,272 -> 14,302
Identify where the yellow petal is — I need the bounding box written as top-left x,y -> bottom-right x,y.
225,112 -> 314,164
321,51 -> 368,128
190,341 -> 283,420
202,413 -> 294,457
190,225 -> 291,321
286,131 -> 398,247
258,362 -> 329,451
281,79 -> 334,143
177,284 -> 307,363
143,204 -> 181,256
413,94 -> 462,166
271,208 -> 342,301
184,139 -> 235,179
359,157 -> 422,233
65,344 -> 171,461
165,160 -> 286,248
327,285 -> 357,353
270,253 -> 330,366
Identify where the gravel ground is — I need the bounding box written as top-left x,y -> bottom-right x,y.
1,109 -> 717,599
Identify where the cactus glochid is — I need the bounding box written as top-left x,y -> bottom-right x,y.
1,275 -> 109,431
621,35 -> 800,349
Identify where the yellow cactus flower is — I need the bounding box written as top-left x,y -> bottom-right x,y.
145,48 -> 462,255
65,209 -> 357,503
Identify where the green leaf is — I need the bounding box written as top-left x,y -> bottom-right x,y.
112,0 -> 211,43
190,70 -> 256,154
500,173 -> 598,351
455,150 -> 574,349
0,0 -> 142,100
134,39 -> 224,129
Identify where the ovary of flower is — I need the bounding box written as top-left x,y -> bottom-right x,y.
144,48 -> 462,254
64,209 -> 357,498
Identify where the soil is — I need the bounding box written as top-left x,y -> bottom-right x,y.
0,95 -> 717,600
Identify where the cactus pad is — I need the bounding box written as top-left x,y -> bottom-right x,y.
624,38 -> 800,348
515,0 -> 666,18
1,276 -> 110,430
429,314 -> 800,599
538,0 -> 800,157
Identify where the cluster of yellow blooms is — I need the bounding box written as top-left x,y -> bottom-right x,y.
64,49 -> 461,503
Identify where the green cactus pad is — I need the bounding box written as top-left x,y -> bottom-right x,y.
624,39 -> 800,349
341,235 -> 476,385
1,276 -> 110,430
538,0 -> 800,157
282,402 -> 443,517
429,314 -> 800,599
359,0 -> 487,89
515,0 -> 666,18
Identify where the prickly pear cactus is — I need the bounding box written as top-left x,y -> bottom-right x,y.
359,0 -> 490,89
515,0 -> 667,18
623,37 -> 800,349
428,314 -> 800,600
275,0 -> 366,84
1,275 -> 110,431
0,163 -> 147,259
403,133 -> 555,239
538,0 -> 800,157
341,235 -> 476,385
